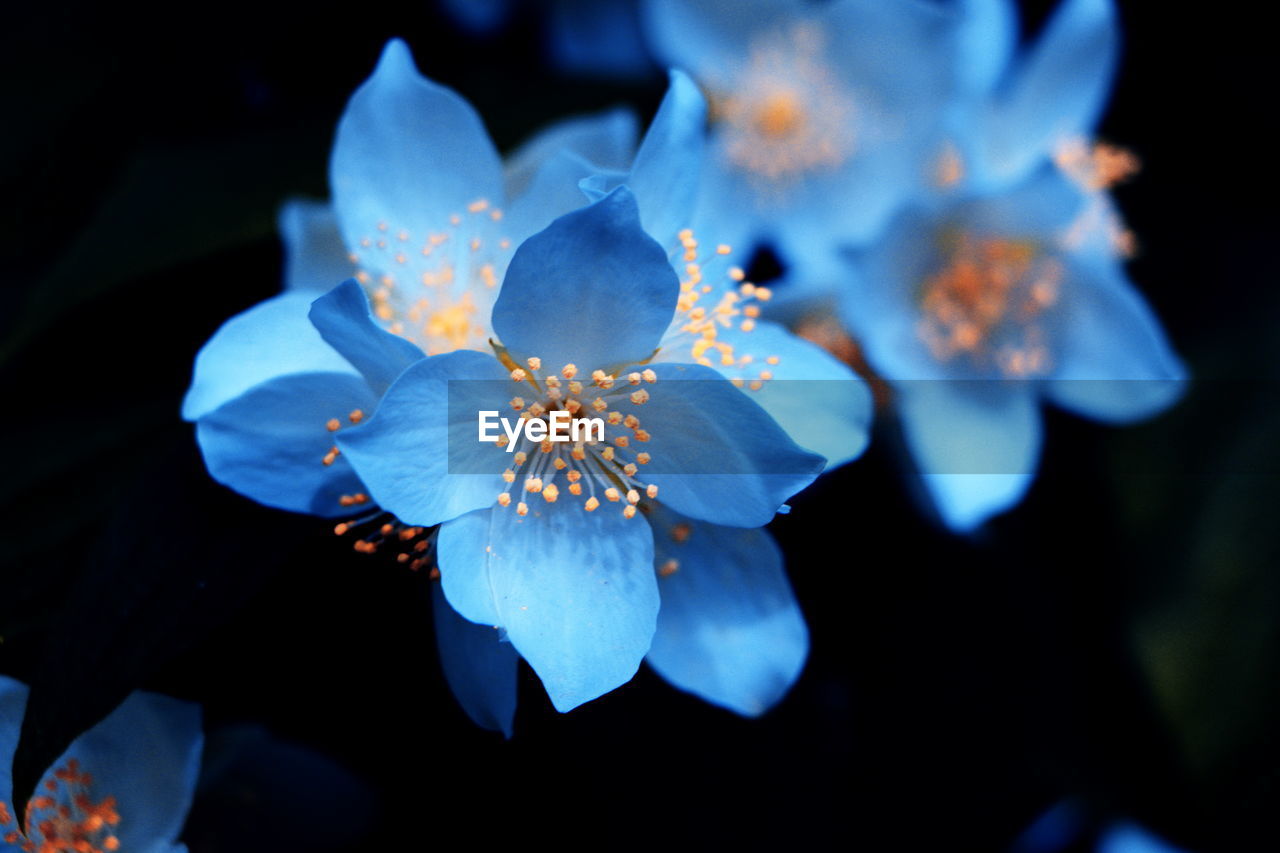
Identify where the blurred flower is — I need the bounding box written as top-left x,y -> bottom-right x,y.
0,677 -> 202,853
841,165 -> 1184,531
1011,799 -> 1191,853
337,187 -> 825,711
641,0 -> 962,306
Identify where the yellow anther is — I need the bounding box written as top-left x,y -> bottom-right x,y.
566,399 -> 582,415
542,484 -> 560,503
326,418 -> 341,432
553,457 -> 568,470
641,369 -> 657,383
646,484 -> 659,499
584,496 -> 600,511
630,389 -> 650,405
511,368 -> 527,382
636,452 -> 651,465
567,470 -> 582,483
526,357 -> 542,371
569,482 -> 583,496
623,463 -> 638,476
627,372 -> 642,385
607,411 -> 623,425
601,446 -> 615,461
605,488 -> 621,502
349,409 -> 365,424
623,414 -> 640,429
716,244 -> 731,255
634,429 -> 651,442
659,558 -> 679,577
498,493 -> 512,507
516,501 -> 529,516
592,397 -> 608,412
525,477 -> 543,493
626,489 -> 640,505
766,355 -> 780,365
510,396 -> 525,410
562,364 -> 578,379
614,435 -> 630,448
741,319 -> 756,332
623,505 -> 637,519
568,380 -> 583,395
514,451 -> 528,465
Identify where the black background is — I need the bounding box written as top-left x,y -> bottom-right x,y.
1,1 -> 1276,850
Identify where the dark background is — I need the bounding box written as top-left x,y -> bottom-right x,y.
1,1 -> 1276,849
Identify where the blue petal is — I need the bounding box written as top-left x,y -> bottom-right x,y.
182,292 -> 357,421
278,198 -> 352,293
335,350 -> 509,527
628,69 -> 707,248
437,509 -> 503,627
616,362 -> 826,527
504,107 -> 638,200
0,674 -> 30,809
984,0 -> 1119,182
898,381 -> 1042,531
308,280 -> 424,396
439,0 -> 512,34
1047,254 -> 1186,423
666,320 -> 873,469
646,504 -> 807,716
432,582 -> 519,737
52,692 -> 202,853
1096,821 -> 1188,853
330,39 -> 504,252
440,503 -> 658,712
953,0 -> 1019,98
491,187 -> 679,370
196,372 -> 376,517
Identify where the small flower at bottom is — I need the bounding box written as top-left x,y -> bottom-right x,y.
0,676 -> 202,853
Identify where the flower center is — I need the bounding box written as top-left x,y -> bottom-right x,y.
1,758 -> 122,853
349,198 -> 512,355
714,23 -> 854,182
660,229 -> 782,392
917,232 -> 1061,377
489,355 -> 659,520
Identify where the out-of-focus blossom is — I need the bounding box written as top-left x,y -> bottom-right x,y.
337,187 -> 825,712
0,676 -> 202,853
832,0 -> 1183,531
641,0 -> 961,306
841,164 -> 1183,531
1011,799 -> 1191,853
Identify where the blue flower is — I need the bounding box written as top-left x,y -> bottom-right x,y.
0,676 -> 202,852
834,0 -> 1184,531
840,165 -> 1184,531
336,187 -> 825,712
641,0 -> 962,305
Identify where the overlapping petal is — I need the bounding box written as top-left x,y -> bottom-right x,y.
432,584 -> 519,737
646,505 -> 807,716
614,362 -> 825,527
335,350 -> 510,527
492,187 -> 679,370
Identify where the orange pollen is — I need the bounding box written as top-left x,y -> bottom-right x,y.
917,233 -> 1061,377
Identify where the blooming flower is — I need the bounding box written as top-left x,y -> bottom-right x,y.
0,677 -> 202,853
640,0 -> 962,305
184,37 -> 865,720
840,164 -> 1183,530
335,187 -> 826,711
833,0 -> 1183,531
